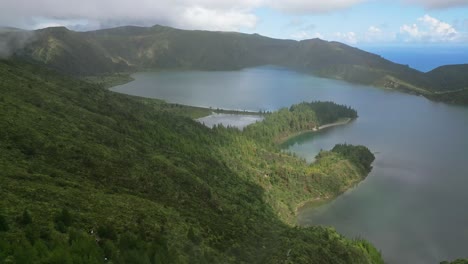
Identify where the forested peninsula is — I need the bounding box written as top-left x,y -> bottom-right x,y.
0,59 -> 382,263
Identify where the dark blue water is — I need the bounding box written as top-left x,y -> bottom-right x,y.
111,67 -> 468,264
361,46 -> 468,72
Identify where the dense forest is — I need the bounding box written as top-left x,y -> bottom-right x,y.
0,59 -> 383,263
329,144 -> 375,173
243,101 -> 357,144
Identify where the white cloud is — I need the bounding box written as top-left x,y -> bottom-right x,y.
314,32 -> 325,39
1,0 -> 467,38
400,24 -> 420,38
0,0 -> 261,31
400,14 -> 459,42
364,26 -> 396,42
403,0 -> 468,9
419,14 -> 458,38
368,26 -> 381,34
291,26 -> 399,44
268,0 -> 367,14
334,31 -> 358,44
0,0 -> 374,31
178,7 -> 257,31
291,31 -> 358,44
290,31 -> 324,40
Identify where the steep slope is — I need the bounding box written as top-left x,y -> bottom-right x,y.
84,25 -> 292,71
9,24 -> 468,103
282,39 -> 434,92
0,60 -> 383,263
7,24 -> 447,94
17,27 -> 127,75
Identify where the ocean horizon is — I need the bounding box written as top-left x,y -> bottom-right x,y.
361,46 -> 468,72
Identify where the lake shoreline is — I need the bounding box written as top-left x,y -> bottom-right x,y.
106,72 -> 360,226
196,112 -> 264,129
294,178 -> 364,225
104,74 -> 264,119
100,67 -> 468,263
276,118 -> 353,144
96,66 -> 468,107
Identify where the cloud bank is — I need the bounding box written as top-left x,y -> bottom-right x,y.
400,15 -> 459,42
0,28 -> 36,58
290,14 -> 462,45
404,0 -> 468,9
3,0 -> 465,32
0,0 -> 467,46
269,0 -> 367,14
0,0 -> 262,31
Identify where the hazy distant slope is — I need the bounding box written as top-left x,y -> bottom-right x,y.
283,39 -> 435,92
17,27 -> 127,75
6,24 -> 467,98
80,26 -> 437,93
84,25 -> 296,70
12,26 -> 422,79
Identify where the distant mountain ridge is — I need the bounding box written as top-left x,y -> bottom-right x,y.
6,25 -> 468,102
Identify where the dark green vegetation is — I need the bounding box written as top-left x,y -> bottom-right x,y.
2,25 -> 467,104
295,102 -> 357,125
0,59 -> 383,263
244,101 -> 357,143
421,64 -> 468,105
82,73 -> 135,89
426,64 -> 468,92
428,89 -> 468,105
441,260 -> 468,264
329,144 -> 375,173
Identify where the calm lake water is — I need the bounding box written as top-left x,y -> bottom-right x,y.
111,67 -> 468,264
196,113 -> 263,129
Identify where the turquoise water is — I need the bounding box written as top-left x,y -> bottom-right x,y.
111,67 -> 468,263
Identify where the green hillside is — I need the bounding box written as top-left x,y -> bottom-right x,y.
426,64 -> 468,92
0,60 -> 383,263
84,25 -> 285,71
17,25 -> 291,74
18,27 -> 128,75
8,24 -> 467,104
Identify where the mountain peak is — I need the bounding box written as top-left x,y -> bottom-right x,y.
37,26 -> 70,33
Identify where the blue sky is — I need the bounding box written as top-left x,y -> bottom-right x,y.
247,1 -> 468,46
1,0 -> 467,46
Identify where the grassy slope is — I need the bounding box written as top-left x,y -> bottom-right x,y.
0,60 -> 383,263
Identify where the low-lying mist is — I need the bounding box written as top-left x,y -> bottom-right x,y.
0,28 -> 35,59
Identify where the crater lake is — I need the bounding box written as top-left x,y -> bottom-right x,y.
111,66 -> 468,264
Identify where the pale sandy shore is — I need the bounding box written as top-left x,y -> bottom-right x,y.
314,118 -> 352,131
